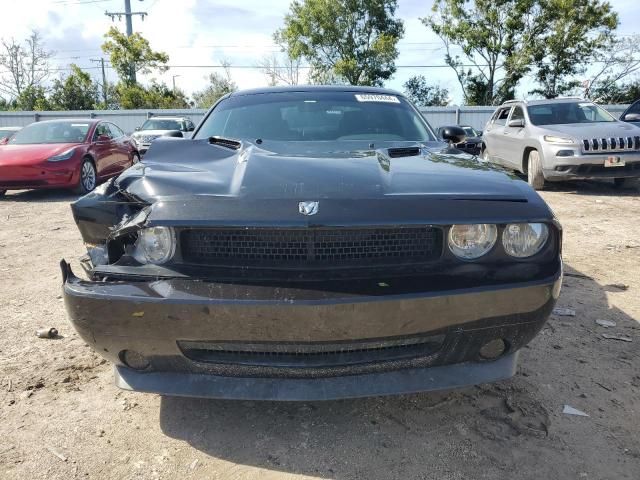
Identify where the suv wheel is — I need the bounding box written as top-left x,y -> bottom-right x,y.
527,150 -> 545,190
481,147 -> 489,161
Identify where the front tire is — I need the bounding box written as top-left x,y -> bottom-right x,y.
527,150 -> 545,190
481,146 -> 489,161
74,158 -> 97,194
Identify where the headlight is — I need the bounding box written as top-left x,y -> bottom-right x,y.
502,223 -> 549,258
47,148 -> 76,162
133,226 -> 176,264
543,135 -> 574,144
448,224 -> 497,259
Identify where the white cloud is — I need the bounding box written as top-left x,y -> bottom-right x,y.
1,0 -> 637,105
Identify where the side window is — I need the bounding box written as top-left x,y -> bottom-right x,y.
510,106 -> 525,121
93,123 -> 111,141
494,107 -> 511,126
107,123 -> 124,138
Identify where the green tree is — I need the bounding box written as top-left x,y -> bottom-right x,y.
529,0 -> 617,98
403,76 -> 449,106
115,81 -> 190,109
102,27 -> 169,84
424,0 -> 537,105
15,85 -> 50,110
276,0 -> 404,86
192,66 -> 237,108
49,64 -> 98,110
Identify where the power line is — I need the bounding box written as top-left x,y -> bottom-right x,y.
105,0 -> 148,82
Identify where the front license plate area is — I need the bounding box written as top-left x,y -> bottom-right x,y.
605,156 -> 625,167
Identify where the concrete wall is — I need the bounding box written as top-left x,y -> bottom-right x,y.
0,105 -> 630,134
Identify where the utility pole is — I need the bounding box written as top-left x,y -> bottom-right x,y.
105,0 -> 147,83
90,58 -> 108,106
172,75 -> 180,92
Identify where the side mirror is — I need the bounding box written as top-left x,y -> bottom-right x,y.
97,134 -> 111,142
477,130 -> 483,137
135,126 -> 141,131
439,126 -> 466,145
622,113 -> 640,122
508,118 -> 525,128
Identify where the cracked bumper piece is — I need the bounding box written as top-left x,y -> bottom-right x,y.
62,262 -> 561,400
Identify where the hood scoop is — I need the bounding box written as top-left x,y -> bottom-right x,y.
208,136 -> 242,150
387,147 -> 421,158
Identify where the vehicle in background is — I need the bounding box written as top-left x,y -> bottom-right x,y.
63,86 -> 561,401
130,117 -> 196,155
0,119 -> 139,197
437,125 -> 482,155
481,98 -> 640,190
620,99 -> 640,127
0,126 -> 22,145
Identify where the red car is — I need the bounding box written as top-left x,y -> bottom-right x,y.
0,119 -> 139,197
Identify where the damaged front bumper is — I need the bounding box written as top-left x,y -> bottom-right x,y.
61,260 -> 562,401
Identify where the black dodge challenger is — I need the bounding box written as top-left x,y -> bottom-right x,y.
62,86 -> 562,401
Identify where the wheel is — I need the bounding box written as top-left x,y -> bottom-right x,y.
481,146 -> 489,161
75,158 -> 97,194
132,152 -> 140,165
613,177 -> 639,189
527,150 -> 545,190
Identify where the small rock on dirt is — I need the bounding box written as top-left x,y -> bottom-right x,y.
553,307 -> 576,316
602,334 -> 632,342
596,319 -> 617,328
563,405 -> 589,417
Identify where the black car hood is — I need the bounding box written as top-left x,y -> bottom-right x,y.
111,138 -> 551,226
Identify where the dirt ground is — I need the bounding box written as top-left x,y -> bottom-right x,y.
1,180 -> 639,480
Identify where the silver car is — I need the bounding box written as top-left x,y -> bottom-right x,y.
481,98 -> 640,189
131,117 -> 196,155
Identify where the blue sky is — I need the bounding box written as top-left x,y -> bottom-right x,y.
1,0 -> 639,105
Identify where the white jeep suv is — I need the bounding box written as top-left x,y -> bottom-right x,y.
482,98 -> 640,190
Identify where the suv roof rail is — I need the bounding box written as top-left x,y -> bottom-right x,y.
502,99 -> 523,105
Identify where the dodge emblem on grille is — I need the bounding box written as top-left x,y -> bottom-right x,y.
298,201 -> 319,216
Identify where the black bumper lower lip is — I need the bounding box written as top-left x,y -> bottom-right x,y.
114,353 -> 519,401
62,261 -> 562,400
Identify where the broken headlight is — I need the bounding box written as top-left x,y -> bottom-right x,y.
132,226 -> 176,265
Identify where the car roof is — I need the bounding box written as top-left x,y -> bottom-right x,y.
502,97 -> 588,107
33,118 -> 100,124
227,85 -> 404,98
146,116 -> 190,121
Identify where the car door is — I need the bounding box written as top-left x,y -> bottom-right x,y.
90,123 -> 117,178
105,123 -> 130,171
484,106 -> 512,165
500,105 -> 527,170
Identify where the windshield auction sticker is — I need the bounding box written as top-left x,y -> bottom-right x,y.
355,94 -> 401,103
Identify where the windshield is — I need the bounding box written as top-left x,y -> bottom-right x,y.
141,119 -> 182,131
0,129 -> 18,139
527,102 -> 616,126
195,91 -> 436,142
462,126 -> 478,137
9,121 -> 90,144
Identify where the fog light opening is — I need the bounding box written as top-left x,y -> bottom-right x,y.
120,350 -> 151,370
478,339 -> 507,360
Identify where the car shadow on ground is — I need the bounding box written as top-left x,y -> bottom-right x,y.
0,189 -> 79,203
158,264 -> 639,479
529,177 -> 639,197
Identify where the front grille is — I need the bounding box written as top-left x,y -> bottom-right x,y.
582,136 -> 640,153
178,334 -> 445,368
180,227 -> 442,268
140,134 -> 161,143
